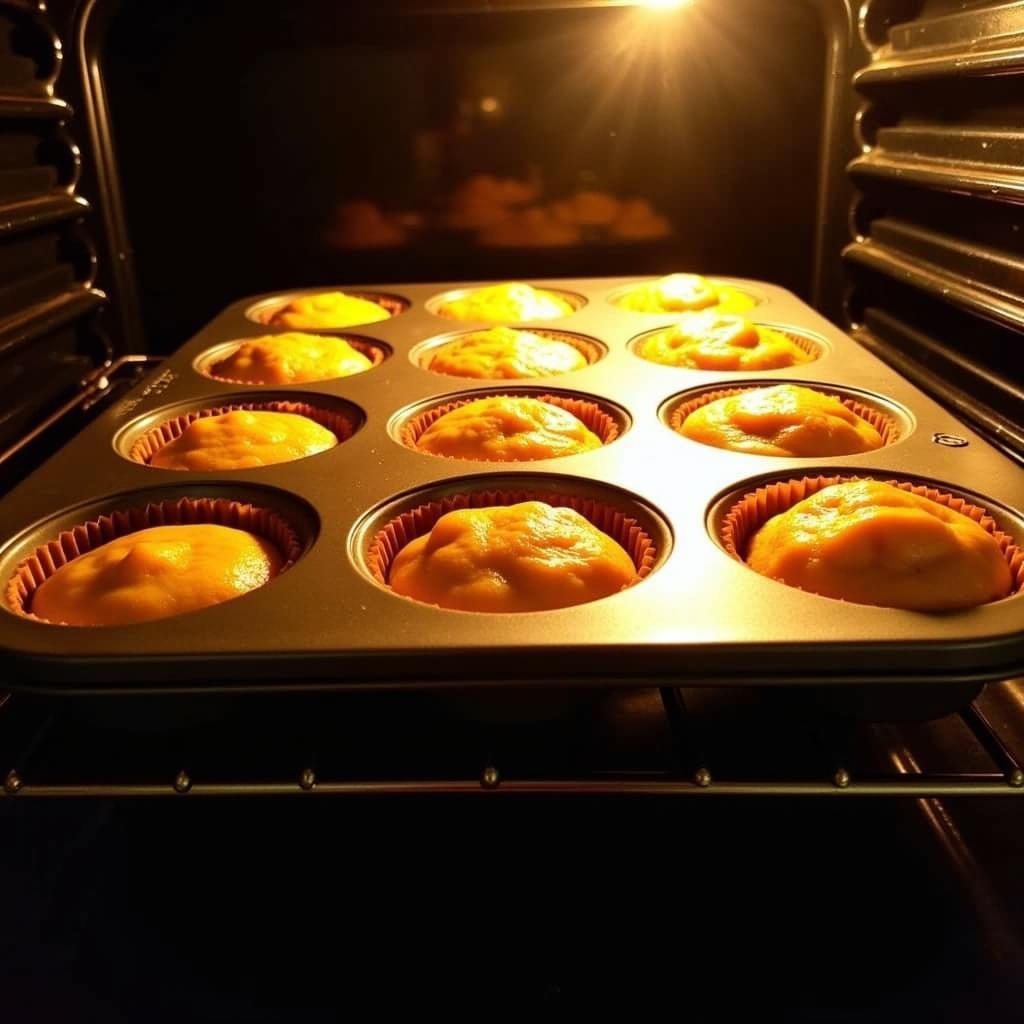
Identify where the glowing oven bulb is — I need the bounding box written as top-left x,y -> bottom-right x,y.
637,0 -> 691,9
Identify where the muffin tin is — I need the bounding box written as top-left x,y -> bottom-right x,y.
0,276 -> 1022,695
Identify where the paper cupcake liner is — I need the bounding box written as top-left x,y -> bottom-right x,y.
422,328 -> 604,377
127,400 -> 359,467
398,392 -> 620,459
367,490 -> 658,597
668,386 -> 900,448
201,336 -> 386,385
719,475 -> 1024,597
6,497 -> 303,624
256,291 -> 407,326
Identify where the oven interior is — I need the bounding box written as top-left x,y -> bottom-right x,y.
1,0 -> 1023,1015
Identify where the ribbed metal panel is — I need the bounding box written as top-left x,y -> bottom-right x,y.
0,0 -> 106,481
846,0 -> 1024,455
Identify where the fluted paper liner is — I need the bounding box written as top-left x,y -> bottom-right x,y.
668,385 -> 900,449
199,335 -> 387,384
422,328 -> 604,376
255,291 -> 407,326
399,392 -> 620,459
127,400 -> 359,467
720,475 -> 1024,599
6,497 -> 303,624
367,490 -> 657,603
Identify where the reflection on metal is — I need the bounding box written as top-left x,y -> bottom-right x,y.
848,1 -> 1024,466
0,353 -> 161,467
849,154 -> 1024,207
5,686 -> 1024,799
3,777 -> 1024,799
844,240 -> 1024,335
850,321 -> 1024,462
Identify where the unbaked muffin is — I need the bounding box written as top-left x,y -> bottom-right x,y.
746,481 -> 1013,611
414,396 -> 601,462
150,410 -> 338,471
637,312 -> 813,371
426,327 -> 587,379
617,273 -> 754,314
680,384 -> 883,457
209,333 -> 373,385
31,524 -> 283,626
388,501 -> 637,612
434,282 -> 575,322
269,291 -> 391,329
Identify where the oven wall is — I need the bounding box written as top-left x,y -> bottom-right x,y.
95,0 -> 834,354
0,2 -> 107,487
846,0 -> 1024,457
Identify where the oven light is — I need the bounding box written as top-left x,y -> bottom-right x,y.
637,0 -> 692,10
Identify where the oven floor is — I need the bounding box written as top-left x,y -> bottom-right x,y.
3,797 -> 1023,1021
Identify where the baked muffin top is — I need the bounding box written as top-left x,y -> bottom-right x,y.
388,501 -> 637,613
209,332 -> 372,385
681,384 -> 884,457
414,396 -> 601,462
150,410 -> 337,471
746,481 -> 1013,611
32,524 -> 283,626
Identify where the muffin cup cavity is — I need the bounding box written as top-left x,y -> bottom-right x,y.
666,383 -> 906,451
396,390 -> 623,460
718,474 -> 1024,598
425,286 -> 586,321
245,290 -> 409,328
413,328 -> 605,378
123,398 -> 363,467
364,487 -> 660,604
194,335 -> 389,384
630,323 -> 826,368
6,497 -> 305,624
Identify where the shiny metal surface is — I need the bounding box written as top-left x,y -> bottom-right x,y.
0,277 -> 1022,693
2,680 -> 1024,798
847,0 -> 1024,464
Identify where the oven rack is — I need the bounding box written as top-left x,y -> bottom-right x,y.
2,681 -> 1023,799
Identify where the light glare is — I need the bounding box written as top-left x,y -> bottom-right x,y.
638,0 -> 691,10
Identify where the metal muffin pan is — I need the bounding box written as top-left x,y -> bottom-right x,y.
0,275 -> 1022,695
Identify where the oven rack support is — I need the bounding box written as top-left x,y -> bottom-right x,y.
2,687 -> 1023,799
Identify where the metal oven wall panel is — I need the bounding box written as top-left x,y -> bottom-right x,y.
0,0 -> 107,483
846,0 -> 1024,459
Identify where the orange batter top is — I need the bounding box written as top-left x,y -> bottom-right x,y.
269,291 -> 391,329
427,327 -> 587,379
746,481 -> 1013,611
32,524 -> 283,626
638,312 -> 813,371
681,384 -> 884,457
388,501 -> 637,613
210,332 -> 372,385
434,282 -> 575,322
415,396 -> 601,462
150,410 -> 337,471
616,273 -> 755,314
